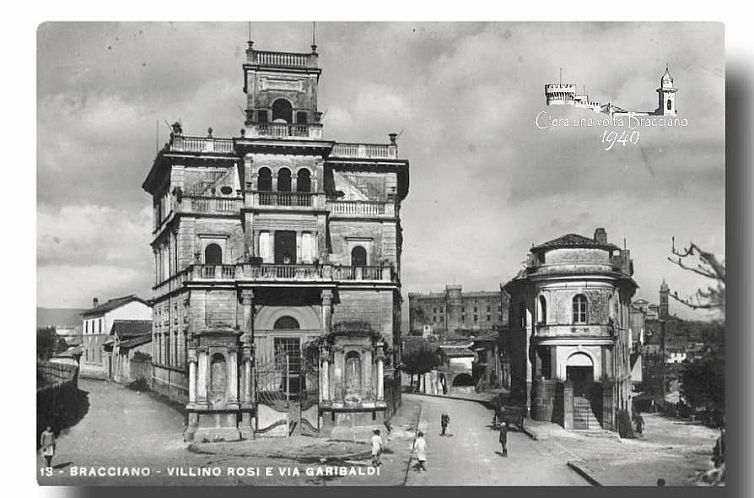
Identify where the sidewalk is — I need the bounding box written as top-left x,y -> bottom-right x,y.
407,388 -> 508,406
519,413 -> 720,486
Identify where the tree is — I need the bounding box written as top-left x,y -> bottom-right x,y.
668,238 -> 725,314
679,355 -> 725,424
401,338 -> 441,391
37,327 -> 58,361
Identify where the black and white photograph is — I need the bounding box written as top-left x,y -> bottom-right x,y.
33,20 -> 729,487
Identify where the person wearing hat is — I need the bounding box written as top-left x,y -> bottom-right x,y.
371,429 -> 384,467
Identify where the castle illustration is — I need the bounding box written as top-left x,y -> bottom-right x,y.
545,65 -> 677,117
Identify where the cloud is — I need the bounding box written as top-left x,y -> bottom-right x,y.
36,22 -> 725,322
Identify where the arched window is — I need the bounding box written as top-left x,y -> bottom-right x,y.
258,167 -> 272,192
273,316 -> 300,330
277,168 -> 292,192
351,246 -> 367,267
666,98 -> 672,111
538,295 -> 547,325
296,169 -> 311,193
572,294 -> 588,324
204,243 -> 222,265
272,98 -> 293,123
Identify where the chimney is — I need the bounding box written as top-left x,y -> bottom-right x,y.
93,297 -> 99,308
594,228 -> 607,245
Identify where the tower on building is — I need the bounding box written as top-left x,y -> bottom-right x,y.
656,64 -> 677,116
659,279 -> 670,319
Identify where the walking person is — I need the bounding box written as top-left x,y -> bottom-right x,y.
371,429 -> 383,467
635,413 -> 645,436
40,426 -> 56,468
440,412 -> 450,436
413,431 -> 429,471
499,421 -> 508,457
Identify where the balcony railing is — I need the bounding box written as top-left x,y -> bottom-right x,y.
244,122 -> 323,140
328,200 -> 395,217
248,50 -> 317,69
258,192 -> 314,207
331,143 -> 397,159
170,136 -> 234,154
183,263 -> 396,284
184,196 -> 241,214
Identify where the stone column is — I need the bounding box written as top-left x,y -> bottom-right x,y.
321,290 -> 333,334
188,349 -> 198,405
197,346 -> 209,405
240,290 -> 255,407
363,349 -> 372,400
320,346 -> 330,403
227,348 -> 239,408
376,348 -> 385,402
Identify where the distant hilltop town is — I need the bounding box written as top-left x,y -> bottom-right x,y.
545,65 -> 678,117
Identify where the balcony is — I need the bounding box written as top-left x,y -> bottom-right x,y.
328,200 -> 395,218
246,191 -> 322,210
185,263 -> 395,284
534,324 -> 615,340
247,49 -> 318,69
331,143 -> 397,160
181,196 -> 242,214
244,122 -> 323,140
169,136 -> 234,154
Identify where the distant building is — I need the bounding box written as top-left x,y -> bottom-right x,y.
545,65 -> 678,117
103,320 -> 153,383
503,228 -> 636,432
408,285 -> 508,336
80,296 -> 152,379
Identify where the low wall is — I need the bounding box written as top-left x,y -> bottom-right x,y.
37,362 -> 87,448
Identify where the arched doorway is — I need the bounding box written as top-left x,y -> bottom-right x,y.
566,352 -> 594,396
296,169 -> 311,193
351,246 -> 367,267
452,373 -> 474,386
204,243 -> 222,265
258,167 -> 272,191
277,168 -> 292,192
272,98 -> 293,123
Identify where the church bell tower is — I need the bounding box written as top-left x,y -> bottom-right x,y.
656,64 -> 678,116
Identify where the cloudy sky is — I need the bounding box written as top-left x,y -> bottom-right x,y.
37,22 -> 724,320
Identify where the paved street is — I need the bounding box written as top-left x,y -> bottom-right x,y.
403,394 -> 588,486
38,380 -> 588,486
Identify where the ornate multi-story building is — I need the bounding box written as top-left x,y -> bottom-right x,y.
502,228 -> 637,432
142,39 -> 409,441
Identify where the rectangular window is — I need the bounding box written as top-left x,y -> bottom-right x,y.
487,314 -> 491,321
474,307 -> 478,312
462,314 -> 466,321
474,315 -> 478,322
274,338 -> 301,371
462,307 -> 465,313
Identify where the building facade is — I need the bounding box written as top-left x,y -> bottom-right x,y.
408,285 -> 508,336
502,228 -> 637,432
79,296 -> 152,379
142,40 -> 409,441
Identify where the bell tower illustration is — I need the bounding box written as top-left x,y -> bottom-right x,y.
656,64 -> 678,116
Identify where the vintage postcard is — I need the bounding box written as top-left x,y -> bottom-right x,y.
37,22 -> 725,486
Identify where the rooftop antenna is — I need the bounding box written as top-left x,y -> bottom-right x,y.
311,21 -> 317,52
247,21 -> 253,49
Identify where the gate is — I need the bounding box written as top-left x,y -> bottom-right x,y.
254,350 -> 319,437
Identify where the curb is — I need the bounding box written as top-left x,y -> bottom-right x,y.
521,426 -> 539,441
567,460 -> 603,487
402,402 -> 423,485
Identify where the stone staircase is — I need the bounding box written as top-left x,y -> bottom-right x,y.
573,396 -> 601,430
